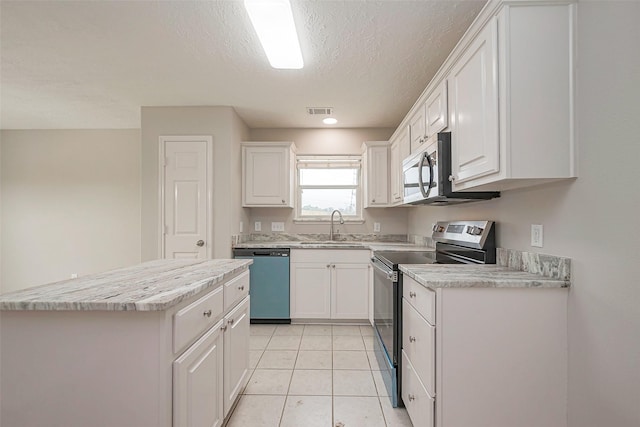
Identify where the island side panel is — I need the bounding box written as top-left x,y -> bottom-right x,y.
1,310 -> 169,427
435,287 -> 568,427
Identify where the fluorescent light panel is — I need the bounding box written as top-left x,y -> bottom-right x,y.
244,0 -> 304,69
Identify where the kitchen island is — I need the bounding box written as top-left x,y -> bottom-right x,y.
0,259 -> 252,427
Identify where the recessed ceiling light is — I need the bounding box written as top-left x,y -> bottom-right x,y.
323,117 -> 338,125
244,0 -> 304,69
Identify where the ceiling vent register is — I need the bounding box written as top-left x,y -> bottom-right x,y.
307,107 -> 333,116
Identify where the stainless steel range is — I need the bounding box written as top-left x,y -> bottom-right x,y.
370,220 -> 496,407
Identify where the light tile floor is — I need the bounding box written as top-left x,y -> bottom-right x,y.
227,323 -> 413,427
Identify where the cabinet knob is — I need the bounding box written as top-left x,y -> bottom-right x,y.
238,285 -> 245,291
409,291 -> 416,298
203,310 -> 212,317
221,325 -> 227,332
409,336 -> 416,343
408,394 -> 416,402
372,199 -> 376,203
196,240 -> 205,247
332,264 -> 336,269
228,318 -> 235,325
282,199 -> 286,204
327,264 -> 331,268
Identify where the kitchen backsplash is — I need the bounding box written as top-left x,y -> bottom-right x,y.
497,248 -> 571,283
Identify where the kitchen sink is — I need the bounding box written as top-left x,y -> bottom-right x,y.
297,241 -> 364,247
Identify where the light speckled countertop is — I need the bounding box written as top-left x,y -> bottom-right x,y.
234,241 -> 433,252
400,264 -> 569,289
0,259 -> 252,312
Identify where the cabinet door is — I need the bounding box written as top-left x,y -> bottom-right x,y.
448,18 -> 500,187
409,105 -> 427,154
365,145 -> 389,207
331,263 -> 369,319
243,145 -> 292,207
223,296 -> 250,417
290,263 -> 331,319
425,81 -> 448,137
174,320 -> 224,427
389,139 -> 402,203
402,350 -> 434,427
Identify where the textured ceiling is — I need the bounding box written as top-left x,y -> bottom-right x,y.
1,0 -> 486,129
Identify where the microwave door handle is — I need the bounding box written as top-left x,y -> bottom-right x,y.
427,153 -> 434,196
417,151 -> 431,198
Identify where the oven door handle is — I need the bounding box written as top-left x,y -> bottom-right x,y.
370,257 -> 395,280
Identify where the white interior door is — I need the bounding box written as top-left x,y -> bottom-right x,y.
161,136 -> 212,259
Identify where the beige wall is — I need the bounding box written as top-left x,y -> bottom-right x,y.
0,129 -> 141,292
247,127 -> 409,235
408,3 -> 640,425
141,106 -> 249,260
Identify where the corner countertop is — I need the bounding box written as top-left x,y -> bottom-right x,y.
400,264 -> 569,289
0,259 -> 252,312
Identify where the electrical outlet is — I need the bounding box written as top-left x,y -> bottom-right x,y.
239,221 -> 243,233
70,273 -> 78,279
531,224 -> 544,247
254,221 -> 261,232
271,222 -> 285,232
373,222 -> 381,233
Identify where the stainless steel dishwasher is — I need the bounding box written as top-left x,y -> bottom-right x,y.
233,248 -> 291,324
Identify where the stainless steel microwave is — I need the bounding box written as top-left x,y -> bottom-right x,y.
401,132 -> 500,205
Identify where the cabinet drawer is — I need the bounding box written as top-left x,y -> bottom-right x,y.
403,298 -> 435,396
402,350 -> 434,427
174,286 -> 224,353
403,275 -> 436,325
291,249 -> 370,264
224,270 -> 250,312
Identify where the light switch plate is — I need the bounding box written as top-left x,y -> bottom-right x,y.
374,222 -> 381,232
254,221 -> 261,232
531,224 -> 543,247
271,222 -> 285,232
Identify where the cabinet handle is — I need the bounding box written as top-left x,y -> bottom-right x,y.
409,292 -> 416,298
228,318 -> 235,325
238,285 -> 245,291
203,310 -> 212,317
409,336 -> 416,343
221,325 -> 227,332
408,394 -> 416,402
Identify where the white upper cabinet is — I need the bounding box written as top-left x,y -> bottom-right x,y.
390,126 -> 410,205
242,142 -> 295,207
448,18 -> 500,186
409,81 -> 449,155
393,0 -> 576,194
425,81 -> 448,137
448,2 -> 576,191
362,141 -> 389,207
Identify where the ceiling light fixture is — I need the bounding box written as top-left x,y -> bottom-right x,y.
244,0 -> 304,69
323,117 -> 338,125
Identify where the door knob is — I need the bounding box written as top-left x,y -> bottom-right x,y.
196,240 -> 205,247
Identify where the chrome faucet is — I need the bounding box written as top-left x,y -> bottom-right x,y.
330,210 -> 344,241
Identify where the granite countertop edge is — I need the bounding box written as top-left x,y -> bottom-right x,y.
234,241 -> 433,252
399,264 -> 569,290
0,259 -> 253,312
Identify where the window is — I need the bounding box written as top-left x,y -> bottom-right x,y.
295,156 -> 362,221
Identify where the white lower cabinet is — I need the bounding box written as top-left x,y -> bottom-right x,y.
173,319 -> 225,427
401,274 -> 568,427
291,250 -> 369,320
173,280 -> 250,427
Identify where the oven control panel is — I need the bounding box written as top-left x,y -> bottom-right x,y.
432,220 -> 495,250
